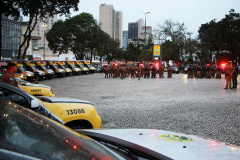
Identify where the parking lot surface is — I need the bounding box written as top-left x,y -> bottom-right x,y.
40,73 -> 240,146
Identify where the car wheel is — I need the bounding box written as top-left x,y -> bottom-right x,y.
66,120 -> 93,130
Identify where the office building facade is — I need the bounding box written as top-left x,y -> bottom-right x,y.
122,31 -> 128,50
31,15 -> 57,60
1,15 -> 22,60
99,4 -> 123,47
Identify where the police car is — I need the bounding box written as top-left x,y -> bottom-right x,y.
0,74 -> 55,97
1,99 -> 240,160
0,82 -> 102,130
16,77 -> 55,97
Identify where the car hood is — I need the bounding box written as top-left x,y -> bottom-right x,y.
25,71 -> 34,75
77,129 -> 240,160
38,96 -> 91,104
38,70 -> 45,75
18,82 -> 51,89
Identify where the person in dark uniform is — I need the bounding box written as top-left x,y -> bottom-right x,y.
206,65 -> 211,79
232,63 -> 239,88
187,65 -> 193,78
130,66 -> 135,78
2,63 -> 18,87
211,65 -> 216,78
147,65 -> 150,78
201,65 -> 206,78
193,65 -> 197,78
144,65 -> 148,78
34,69 -> 39,84
215,66 -> 222,79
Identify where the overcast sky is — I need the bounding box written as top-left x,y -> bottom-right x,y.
59,0 -> 240,39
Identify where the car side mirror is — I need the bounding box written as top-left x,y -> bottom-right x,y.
31,99 -> 40,109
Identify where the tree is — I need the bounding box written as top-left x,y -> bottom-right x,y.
139,49 -> 153,62
95,30 -> 111,62
198,19 -> 219,63
161,40 -> 177,63
46,20 -> 70,55
10,0 -> 80,59
66,13 -> 99,60
183,38 -> 199,64
126,39 -> 144,62
217,9 -> 240,63
155,19 -> 187,62
105,38 -> 121,63
198,9 -> 240,64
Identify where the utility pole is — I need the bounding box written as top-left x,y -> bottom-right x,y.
142,11 -> 150,64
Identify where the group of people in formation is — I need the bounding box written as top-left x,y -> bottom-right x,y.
187,64 -> 223,79
187,63 -> 239,89
104,64 -> 174,80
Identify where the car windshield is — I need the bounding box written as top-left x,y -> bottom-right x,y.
171,66 -> 177,69
31,65 -> 38,71
79,64 -> 85,68
0,100 -> 123,160
19,65 -> 27,71
71,64 -> 77,68
41,65 -> 48,70
54,65 -> 61,69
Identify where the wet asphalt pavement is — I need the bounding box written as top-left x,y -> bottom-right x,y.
40,72 -> 240,146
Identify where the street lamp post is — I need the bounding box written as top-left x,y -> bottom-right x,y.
142,11 -> 150,64
42,23 -> 47,60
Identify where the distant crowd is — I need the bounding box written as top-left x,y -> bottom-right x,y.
104,65 -> 175,80
103,63 -> 239,89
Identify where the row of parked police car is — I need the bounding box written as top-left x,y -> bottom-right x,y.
0,60 -> 97,82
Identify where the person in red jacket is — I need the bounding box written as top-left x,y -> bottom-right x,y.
2,63 -> 18,87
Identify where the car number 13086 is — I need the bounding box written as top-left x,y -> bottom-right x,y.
66,109 -> 85,115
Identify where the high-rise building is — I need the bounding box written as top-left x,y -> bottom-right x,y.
128,19 -> 145,39
1,15 -> 22,60
128,19 -> 152,46
31,15 -> 57,60
99,4 -> 123,47
122,31 -> 128,50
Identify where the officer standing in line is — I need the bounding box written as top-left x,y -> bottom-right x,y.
225,63 -> 234,89
144,65 -> 148,78
109,66 -> 112,78
159,64 -> 164,78
215,65 -> 222,79
232,63 -> 239,88
130,66 -> 135,78
196,64 -> 201,78
193,65 -> 197,78
167,66 -> 173,78
211,65 -> 216,78
201,65 -> 206,78
120,66 -> 125,79
137,66 -> 141,80
105,66 -> 109,78
147,65 -> 150,78
151,65 -> 156,78
187,65 -> 193,78
206,65 -> 211,79
2,63 -> 18,87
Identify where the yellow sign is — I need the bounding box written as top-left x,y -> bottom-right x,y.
158,134 -> 194,142
153,45 -> 161,57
